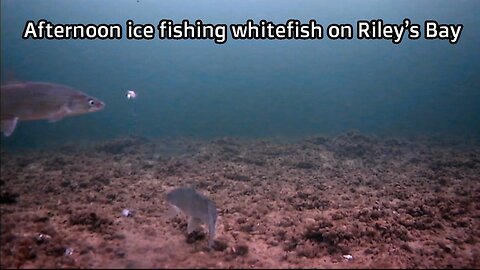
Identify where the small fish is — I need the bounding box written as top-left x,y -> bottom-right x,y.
1,81 -> 105,137
166,187 -> 218,247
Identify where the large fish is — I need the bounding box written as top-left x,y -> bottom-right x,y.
0,81 -> 105,137
166,187 -> 218,247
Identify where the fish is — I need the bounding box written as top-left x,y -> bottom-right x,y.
0,81 -> 105,137
166,187 -> 218,247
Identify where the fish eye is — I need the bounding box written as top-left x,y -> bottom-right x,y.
88,99 -> 95,106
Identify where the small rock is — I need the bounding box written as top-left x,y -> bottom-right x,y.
64,247 -> 74,256
35,234 -> 51,244
231,244 -> 249,256
122,209 -> 133,217
212,239 -> 228,251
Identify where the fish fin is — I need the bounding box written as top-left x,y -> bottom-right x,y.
48,107 -> 69,123
208,222 -> 216,247
187,217 -> 202,234
207,205 -> 217,247
1,117 -> 18,137
166,204 -> 180,219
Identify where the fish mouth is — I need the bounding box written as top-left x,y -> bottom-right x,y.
94,101 -> 106,110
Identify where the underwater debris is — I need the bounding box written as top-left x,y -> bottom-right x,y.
166,187 -> 218,248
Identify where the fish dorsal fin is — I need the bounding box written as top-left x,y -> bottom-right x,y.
1,117 -> 19,137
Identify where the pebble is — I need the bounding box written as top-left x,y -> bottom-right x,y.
122,209 -> 132,217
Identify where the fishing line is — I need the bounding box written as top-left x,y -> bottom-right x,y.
126,90 -> 138,135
